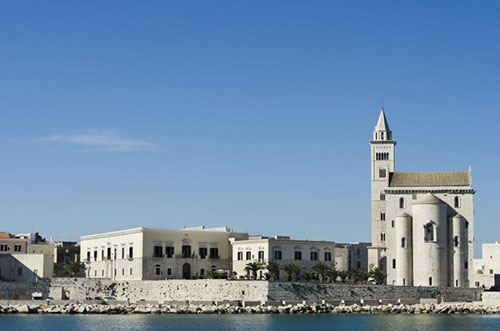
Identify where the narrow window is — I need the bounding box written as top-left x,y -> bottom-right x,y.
465,221 -> 469,229
324,252 -> 332,261
381,233 -> 386,241
107,247 -> 111,260
122,247 -> 125,259
429,277 -> 432,286
274,250 -> 282,260
199,247 -> 207,259
130,268 -> 133,276
165,246 -> 174,258
182,245 -> 191,258
379,168 -> 386,178
380,212 -> 385,221
210,248 -> 219,259
401,237 -> 406,248
403,279 -> 406,286
237,252 -> 243,261
310,251 -> 318,261
399,198 -> 405,209
155,265 -> 161,276
454,236 -> 459,247
294,251 -> 302,261
154,245 -> 163,258
87,251 -> 91,261
391,220 -> 395,228
167,268 -> 172,276
380,192 -> 385,201
464,262 -> 468,269
392,259 -> 396,269
122,268 -> 124,276
425,223 -> 434,241
454,196 -> 461,208
246,251 -> 251,260
456,280 -> 459,287
381,132 -> 384,140
200,268 -> 205,276
129,247 -> 133,259
258,251 -> 264,262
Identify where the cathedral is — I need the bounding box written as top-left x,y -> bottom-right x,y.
368,109 -> 475,287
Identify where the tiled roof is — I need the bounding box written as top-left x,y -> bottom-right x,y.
389,172 -> 471,187
0,232 -> 10,238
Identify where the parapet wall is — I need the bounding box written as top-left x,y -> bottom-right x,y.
0,279 -> 483,304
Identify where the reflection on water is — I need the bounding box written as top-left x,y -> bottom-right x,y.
3,314 -> 500,331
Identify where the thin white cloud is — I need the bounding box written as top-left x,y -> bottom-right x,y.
38,130 -> 158,152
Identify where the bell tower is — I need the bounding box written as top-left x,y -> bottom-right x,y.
368,108 -> 396,271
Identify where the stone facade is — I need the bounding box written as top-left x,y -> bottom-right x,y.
473,242 -> 500,289
0,278 -> 482,304
368,109 -> 475,288
231,236 -> 335,280
0,254 -> 53,282
80,226 -> 248,281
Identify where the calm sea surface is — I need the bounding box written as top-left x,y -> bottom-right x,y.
1,314 -> 500,331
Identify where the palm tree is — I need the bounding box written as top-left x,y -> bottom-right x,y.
338,270 -> 349,283
205,269 -> 217,279
245,262 -> 264,280
312,262 -> 330,283
302,272 -> 314,282
266,262 -> 281,281
68,261 -> 86,277
283,263 -> 301,281
354,269 -> 370,284
370,267 -> 387,285
326,266 -> 338,283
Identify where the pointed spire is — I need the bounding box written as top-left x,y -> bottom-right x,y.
373,108 -> 392,141
375,108 -> 390,132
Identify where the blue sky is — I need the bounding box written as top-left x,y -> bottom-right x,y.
0,1 -> 499,253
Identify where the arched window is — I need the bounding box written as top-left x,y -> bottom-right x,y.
155,264 -> 161,276
392,258 -> 396,269
454,196 -> 461,208
246,251 -> 251,260
237,252 -> 243,260
401,237 -> 406,248
399,198 -> 405,209
429,277 -> 433,286
381,132 -> 385,140
424,223 -> 435,241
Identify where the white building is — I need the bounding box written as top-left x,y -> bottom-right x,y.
0,254 -> 54,282
80,226 -> 248,280
473,242 -> 500,289
335,242 -> 370,271
368,109 -> 475,287
230,235 -> 335,280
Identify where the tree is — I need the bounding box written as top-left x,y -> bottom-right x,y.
53,263 -> 66,277
302,272 -> 314,282
283,263 -> 301,281
266,262 -> 281,281
67,261 -> 86,277
245,262 -> 264,280
351,269 -> 370,284
312,263 -> 330,283
205,269 -> 217,279
338,270 -> 349,283
370,267 -> 387,285
325,266 -> 338,283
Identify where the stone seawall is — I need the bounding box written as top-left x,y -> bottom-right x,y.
268,282 -> 483,303
48,278 -> 268,303
0,279 -> 483,304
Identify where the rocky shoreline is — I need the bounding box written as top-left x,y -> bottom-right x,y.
1,302 -> 500,315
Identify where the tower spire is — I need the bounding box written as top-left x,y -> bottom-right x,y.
373,108 -> 392,141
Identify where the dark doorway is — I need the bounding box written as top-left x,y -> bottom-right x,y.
182,263 -> 191,279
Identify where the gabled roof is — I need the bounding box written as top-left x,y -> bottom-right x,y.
389,171 -> 471,187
